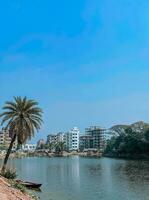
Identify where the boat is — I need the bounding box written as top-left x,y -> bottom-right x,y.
16,179 -> 42,189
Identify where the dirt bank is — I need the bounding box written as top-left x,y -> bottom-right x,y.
0,176 -> 31,200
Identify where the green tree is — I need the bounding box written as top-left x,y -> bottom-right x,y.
55,142 -> 66,155
104,126 -> 149,157
48,142 -> 55,152
144,129 -> 149,141
0,96 -> 43,173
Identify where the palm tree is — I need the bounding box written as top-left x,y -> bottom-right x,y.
0,96 -> 43,173
48,142 -> 55,153
55,142 -> 66,156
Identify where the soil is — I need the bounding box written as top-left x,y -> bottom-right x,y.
0,176 -> 31,200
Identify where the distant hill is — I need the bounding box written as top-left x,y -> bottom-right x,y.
110,124 -> 129,135
130,121 -> 149,133
110,121 -> 149,135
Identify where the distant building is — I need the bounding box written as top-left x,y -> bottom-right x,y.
37,139 -> 45,149
67,127 -> 80,151
57,132 -> 66,143
80,126 -> 105,152
0,129 -> 17,150
22,144 -> 36,151
46,132 -> 66,145
46,132 -> 67,152
46,127 -> 82,151
64,132 -> 70,151
47,134 -> 57,144
79,135 -> 92,151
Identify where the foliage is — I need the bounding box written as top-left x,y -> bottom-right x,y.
1,168 -> 17,179
37,143 -> 49,150
9,180 -> 39,199
48,142 -> 55,152
0,96 -> 43,172
28,191 -> 40,200
105,127 -> 149,157
10,181 -> 27,193
0,145 -> 7,151
144,129 -> 149,141
0,96 -> 43,144
55,142 -> 66,154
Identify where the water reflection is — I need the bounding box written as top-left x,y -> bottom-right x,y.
0,157 -> 149,200
114,159 -> 149,182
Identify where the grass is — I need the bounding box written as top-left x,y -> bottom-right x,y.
1,168 -> 17,179
9,179 -> 39,199
10,180 -> 27,193
0,167 -> 39,199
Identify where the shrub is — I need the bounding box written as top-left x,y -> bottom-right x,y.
10,181 -> 26,193
1,168 -> 17,179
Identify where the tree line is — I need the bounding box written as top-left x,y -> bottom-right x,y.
105,127 -> 149,158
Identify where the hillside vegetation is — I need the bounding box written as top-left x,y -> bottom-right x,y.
105,121 -> 149,158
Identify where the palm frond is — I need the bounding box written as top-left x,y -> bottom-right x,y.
0,96 -> 43,144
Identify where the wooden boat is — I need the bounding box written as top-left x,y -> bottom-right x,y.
16,179 -> 42,189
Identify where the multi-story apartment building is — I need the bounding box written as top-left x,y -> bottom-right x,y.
46,127 -> 80,151
67,127 -> 80,151
47,134 -> 57,144
46,132 -> 66,144
80,126 -> 105,152
0,129 -> 17,150
57,132 -> 66,143
79,135 -> 93,151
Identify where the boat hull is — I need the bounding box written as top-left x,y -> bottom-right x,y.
16,180 -> 42,189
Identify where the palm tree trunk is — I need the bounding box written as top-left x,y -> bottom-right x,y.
1,133 -> 16,173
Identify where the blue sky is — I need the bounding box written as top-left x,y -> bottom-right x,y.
1,0 -> 149,142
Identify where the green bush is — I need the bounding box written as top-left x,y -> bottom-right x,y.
11,181 -> 26,193
1,168 -> 17,179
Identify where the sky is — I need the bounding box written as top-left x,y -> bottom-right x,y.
1,0 -> 149,143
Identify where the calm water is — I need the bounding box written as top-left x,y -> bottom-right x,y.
2,157 -> 149,200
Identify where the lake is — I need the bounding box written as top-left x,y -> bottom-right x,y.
2,157 -> 149,200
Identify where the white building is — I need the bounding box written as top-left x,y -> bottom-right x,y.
67,127 -> 80,151
47,132 -> 66,144
0,129 -> 17,150
57,132 -> 66,142
22,144 -> 37,151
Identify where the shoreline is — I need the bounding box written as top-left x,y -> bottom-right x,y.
0,151 -> 102,159
0,151 -> 149,160
0,176 -> 33,200
103,153 -> 149,160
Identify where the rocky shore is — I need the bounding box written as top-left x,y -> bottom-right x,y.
0,176 -> 31,200
0,150 -> 102,159
28,151 -> 102,158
